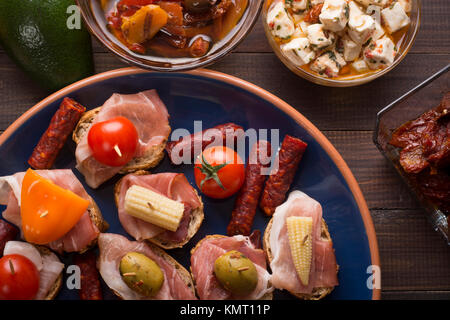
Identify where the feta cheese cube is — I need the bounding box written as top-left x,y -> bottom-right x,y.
319,0 -> 350,32
311,0 -> 325,5
348,1 -> 376,44
372,19 -> 385,40
352,59 -> 369,72
366,4 -> 384,40
267,2 -> 295,39
310,50 -> 347,77
290,0 -> 308,12
363,36 -> 397,69
281,37 -> 316,66
342,36 -> 362,61
398,0 -> 412,13
306,24 -> 335,49
381,2 -> 411,34
299,21 -> 311,34
354,0 -> 389,7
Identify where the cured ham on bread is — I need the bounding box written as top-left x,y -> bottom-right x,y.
97,233 -> 196,300
3,241 -> 65,300
73,90 -> 171,189
0,169 -> 107,253
263,190 -> 338,299
114,171 -> 204,249
190,234 -> 274,300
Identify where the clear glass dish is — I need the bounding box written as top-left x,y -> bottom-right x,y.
374,64 -> 450,244
262,0 -> 421,87
76,0 -> 262,72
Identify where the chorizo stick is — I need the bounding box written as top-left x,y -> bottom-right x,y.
73,250 -> 103,300
260,135 -> 308,216
227,140 -> 272,236
0,220 -> 18,256
166,123 -> 244,164
28,97 -> 86,169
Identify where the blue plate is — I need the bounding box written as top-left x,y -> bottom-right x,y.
0,68 -> 379,300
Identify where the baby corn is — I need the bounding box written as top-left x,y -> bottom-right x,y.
124,185 -> 184,232
286,216 -> 313,286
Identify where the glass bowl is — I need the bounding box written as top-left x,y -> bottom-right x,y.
262,0 -> 421,87
374,64 -> 450,244
76,0 -> 262,71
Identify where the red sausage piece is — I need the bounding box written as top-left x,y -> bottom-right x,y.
73,250 -> 103,300
227,140 -> 272,236
260,135 -> 308,216
28,97 -> 86,169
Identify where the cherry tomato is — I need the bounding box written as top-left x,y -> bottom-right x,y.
194,146 -> 245,199
0,254 -> 40,300
88,116 -> 139,167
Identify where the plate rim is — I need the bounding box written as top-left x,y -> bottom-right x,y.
0,67 -> 381,300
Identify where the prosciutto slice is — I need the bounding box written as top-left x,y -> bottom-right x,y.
3,241 -> 65,300
269,191 -> 338,294
75,90 -> 171,189
190,235 -> 273,300
117,173 -> 201,242
97,233 -> 196,300
0,170 -> 99,253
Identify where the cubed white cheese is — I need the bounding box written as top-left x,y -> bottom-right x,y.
299,21 -> 311,34
319,0 -> 350,32
306,24 -> 335,49
292,26 -> 306,38
398,0 -> 412,13
366,4 -> 381,24
267,2 -> 295,39
366,4 -> 384,40
348,1 -> 376,44
310,50 -> 347,77
381,2 -> 411,34
342,36 -> 362,61
352,59 -> 369,72
372,19 -> 385,40
290,0 -> 308,12
281,37 -> 316,66
354,0 -> 389,7
363,36 -> 397,69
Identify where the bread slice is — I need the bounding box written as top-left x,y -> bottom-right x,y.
110,241 -> 196,300
190,234 -> 273,300
114,170 -> 204,250
72,107 -> 169,173
263,218 -> 338,300
35,246 -> 63,300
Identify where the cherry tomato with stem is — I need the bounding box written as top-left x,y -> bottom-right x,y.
194,146 -> 245,199
88,116 -> 139,167
0,254 -> 40,300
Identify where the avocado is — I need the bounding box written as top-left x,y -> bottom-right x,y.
0,0 -> 94,92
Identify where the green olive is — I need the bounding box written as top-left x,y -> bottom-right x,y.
213,250 -> 258,296
119,252 -> 164,297
183,0 -> 213,13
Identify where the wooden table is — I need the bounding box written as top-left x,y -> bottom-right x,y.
0,0 -> 449,300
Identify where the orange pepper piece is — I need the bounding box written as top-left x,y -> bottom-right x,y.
20,169 -> 89,245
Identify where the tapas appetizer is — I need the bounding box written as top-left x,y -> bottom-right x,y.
0,71 -> 379,299
114,171 -> 204,249
266,0 -> 412,79
73,90 -> 171,189
1,241 -> 64,300
97,233 -> 196,300
104,0 -> 249,58
263,191 -> 339,299
190,233 -> 273,300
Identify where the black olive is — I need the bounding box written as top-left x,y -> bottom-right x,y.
183,0 -> 215,13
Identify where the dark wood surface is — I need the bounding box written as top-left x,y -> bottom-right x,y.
0,0 -> 449,300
